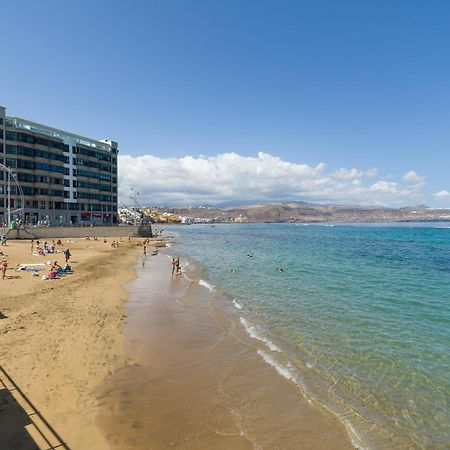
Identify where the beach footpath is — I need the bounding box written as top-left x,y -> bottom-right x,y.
0,237 -> 147,449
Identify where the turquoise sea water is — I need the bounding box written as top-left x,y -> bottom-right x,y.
165,223 -> 450,449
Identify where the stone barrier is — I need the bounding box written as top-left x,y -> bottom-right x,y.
6,225 -> 153,240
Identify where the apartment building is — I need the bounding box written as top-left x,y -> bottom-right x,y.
0,106 -> 118,226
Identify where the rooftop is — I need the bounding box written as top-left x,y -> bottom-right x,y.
5,115 -> 115,152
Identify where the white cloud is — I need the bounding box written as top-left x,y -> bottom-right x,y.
118,152 -> 425,207
434,190 -> 450,199
333,167 -> 379,180
402,170 -> 426,187
365,167 -> 379,178
369,180 -> 398,193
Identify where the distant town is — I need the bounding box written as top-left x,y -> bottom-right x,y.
119,203 -> 450,225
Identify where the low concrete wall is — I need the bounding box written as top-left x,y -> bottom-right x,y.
6,225 -> 152,240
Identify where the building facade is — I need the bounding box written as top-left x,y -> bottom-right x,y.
0,106 -> 118,226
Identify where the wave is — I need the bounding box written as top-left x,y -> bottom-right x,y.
240,317 -> 281,352
199,279 -> 215,291
256,350 -> 364,449
232,299 -> 243,310
257,350 -> 296,382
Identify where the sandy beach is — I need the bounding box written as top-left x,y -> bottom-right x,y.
1,236 -> 353,450
97,251 -> 353,450
0,236 -> 141,449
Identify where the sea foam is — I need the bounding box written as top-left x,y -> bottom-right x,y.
233,299 -> 243,309
257,350 -> 296,382
199,279 -> 215,291
240,317 -> 281,352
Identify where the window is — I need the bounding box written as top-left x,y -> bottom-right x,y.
49,202 -> 53,210
64,179 -> 70,187
5,131 -> 16,141
6,158 -> 16,168
40,201 -> 46,209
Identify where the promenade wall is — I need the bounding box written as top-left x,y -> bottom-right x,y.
6,225 -> 153,240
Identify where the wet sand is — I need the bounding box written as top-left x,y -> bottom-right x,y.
97,253 -> 353,449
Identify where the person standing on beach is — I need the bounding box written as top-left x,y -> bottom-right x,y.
0,258 -> 8,279
143,245 -> 147,257
176,256 -> 181,275
64,248 -> 71,263
171,257 -> 177,275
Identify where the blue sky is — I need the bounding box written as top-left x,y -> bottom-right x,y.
1,0 -> 449,206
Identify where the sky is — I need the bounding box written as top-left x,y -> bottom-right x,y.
1,0 -> 450,207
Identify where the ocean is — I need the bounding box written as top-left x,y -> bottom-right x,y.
162,222 -> 450,449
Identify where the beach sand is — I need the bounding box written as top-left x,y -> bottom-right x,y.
1,237 -> 353,449
97,252 -> 353,450
0,237 -> 140,449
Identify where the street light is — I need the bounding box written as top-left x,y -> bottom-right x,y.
129,187 -> 141,226
0,162 -> 24,230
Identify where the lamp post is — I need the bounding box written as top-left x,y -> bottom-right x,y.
130,187 -> 141,226
0,162 -> 24,230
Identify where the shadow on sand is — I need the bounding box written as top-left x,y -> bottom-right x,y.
0,365 -> 69,449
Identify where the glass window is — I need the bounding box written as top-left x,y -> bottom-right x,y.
40,201 -> 46,209
6,158 -> 16,168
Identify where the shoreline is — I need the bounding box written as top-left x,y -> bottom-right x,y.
0,237 -> 142,449
97,249 -> 354,449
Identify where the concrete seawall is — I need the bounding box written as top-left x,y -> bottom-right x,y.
6,225 -> 153,240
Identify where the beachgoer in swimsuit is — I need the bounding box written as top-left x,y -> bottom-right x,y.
171,257 -> 177,275
64,248 -> 71,262
0,258 -> 8,279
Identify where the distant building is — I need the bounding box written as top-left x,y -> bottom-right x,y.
0,106 -> 118,226
181,216 -> 193,224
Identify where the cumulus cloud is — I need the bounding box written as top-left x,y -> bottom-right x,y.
402,170 -> 426,187
434,190 -> 450,199
118,151 -> 425,207
332,167 -> 378,180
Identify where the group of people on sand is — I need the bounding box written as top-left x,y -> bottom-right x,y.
171,256 -> 181,275
46,247 -> 72,279
110,240 -> 120,248
47,260 -> 73,279
31,239 -> 63,256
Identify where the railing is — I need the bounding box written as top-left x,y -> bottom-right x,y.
0,365 -> 70,449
